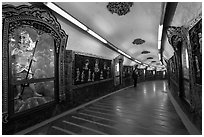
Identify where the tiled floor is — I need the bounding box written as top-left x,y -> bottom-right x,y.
26,80 -> 189,135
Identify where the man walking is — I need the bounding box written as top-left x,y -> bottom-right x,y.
132,65 -> 138,87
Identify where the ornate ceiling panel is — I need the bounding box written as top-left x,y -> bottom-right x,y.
147,57 -> 153,59
132,38 -> 145,45
141,50 -> 150,54
107,2 -> 134,16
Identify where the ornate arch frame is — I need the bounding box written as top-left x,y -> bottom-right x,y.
2,4 -> 68,123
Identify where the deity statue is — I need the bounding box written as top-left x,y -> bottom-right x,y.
198,32 -> 202,54
94,59 -> 100,73
76,68 -> 80,82
107,67 -> 110,78
100,71 -> 104,80
81,70 -> 85,82
88,69 -> 91,81
92,72 -> 95,81
103,62 -> 107,70
83,59 -> 89,70
195,56 -> 200,77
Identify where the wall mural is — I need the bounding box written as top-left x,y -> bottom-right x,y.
122,66 -> 133,78
10,26 -> 55,113
146,70 -> 153,77
189,19 -> 202,85
169,55 -> 177,82
2,5 -> 68,118
74,54 -> 112,85
181,45 -> 190,80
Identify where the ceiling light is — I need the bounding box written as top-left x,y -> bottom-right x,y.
134,60 -> 141,64
158,53 -> 161,60
160,61 -> 163,65
158,25 -> 163,41
158,25 -> 163,50
87,29 -> 107,44
117,49 -> 131,59
158,40 -> 161,50
44,2 -> 88,31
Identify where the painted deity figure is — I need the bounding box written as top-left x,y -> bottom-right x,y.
92,72 -> 95,81
11,30 -> 42,99
103,62 -> 107,70
100,71 -> 104,80
88,69 -> 92,81
76,68 -> 80,82
83,59 -> 89,70
94,59 -> 100,73
107,67 -> 110,78
198,32 -> 202,54
81,71 -> 85,82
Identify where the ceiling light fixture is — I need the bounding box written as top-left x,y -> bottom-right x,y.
158,25 -> 163,50
134,60 -> 141,64
117,49 -> 131,59
158,53 -> 161,60
87,29 -> 107,44
44,2 -> 88,31
143,64 -> 148,67
158,25 -> 163,41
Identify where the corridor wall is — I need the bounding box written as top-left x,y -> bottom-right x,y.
167,13 -> 202,133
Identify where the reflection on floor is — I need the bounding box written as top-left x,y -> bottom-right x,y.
25,80 -> 189,135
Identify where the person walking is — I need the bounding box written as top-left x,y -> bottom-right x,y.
132,65 -> 138,87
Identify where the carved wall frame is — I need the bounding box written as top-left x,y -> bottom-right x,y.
2,4 -> 68,122
65,50 -> 113,89
186,14 -> 202,112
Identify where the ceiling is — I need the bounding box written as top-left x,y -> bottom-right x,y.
56,2 -> 164,68
55,2 -> 201,69
2,2 -> 202,69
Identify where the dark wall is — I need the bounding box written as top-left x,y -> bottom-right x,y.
70,79 -> 114,107
167,49 -> 202,133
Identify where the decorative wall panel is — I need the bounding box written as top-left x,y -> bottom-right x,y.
73,52 -> 112,85
122,66 -> 133,78
2,4 -> 67,120
189,19 -> 202,85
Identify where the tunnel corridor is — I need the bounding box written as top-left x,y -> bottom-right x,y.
16,80 -> 189,135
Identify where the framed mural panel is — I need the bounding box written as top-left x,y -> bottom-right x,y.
73,52 -> 112,85
181,43 -> 191,103
2,5 -> 67,120
189,19 -> 202,85
122,66 -> 133,78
